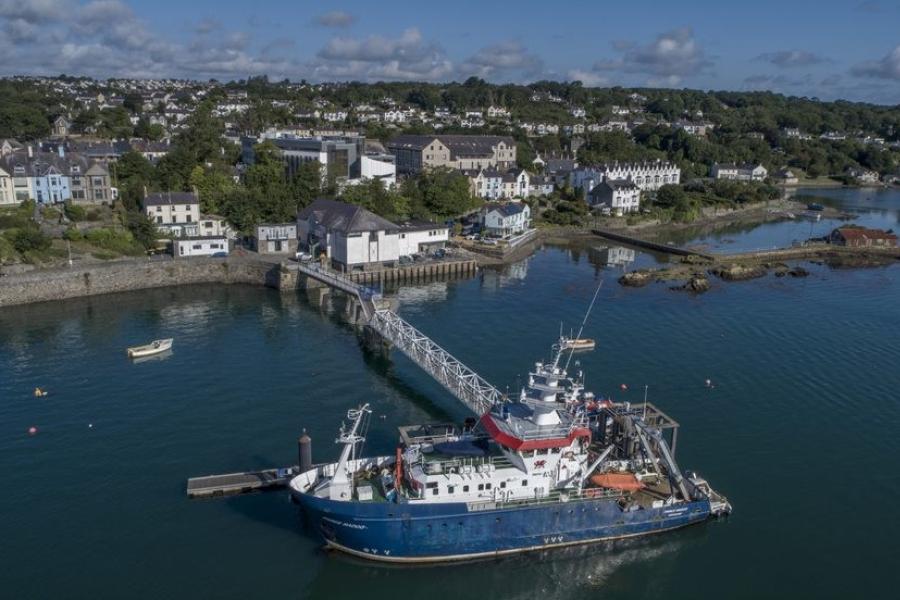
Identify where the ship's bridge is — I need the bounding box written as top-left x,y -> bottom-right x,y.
479,401 -> 590,451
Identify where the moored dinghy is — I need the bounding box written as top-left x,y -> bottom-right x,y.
127,338 -> 173,359
560,337 -> 596,351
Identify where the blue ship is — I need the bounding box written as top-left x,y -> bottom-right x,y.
289,337 -> 731,563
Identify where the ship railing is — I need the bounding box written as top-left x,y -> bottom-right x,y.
416,454 -> 511,475
467,486 -> 622,511
508,420 -> 587,441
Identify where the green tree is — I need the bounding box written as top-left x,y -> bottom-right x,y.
12,227 -> 51,253
403,168 -> 480,219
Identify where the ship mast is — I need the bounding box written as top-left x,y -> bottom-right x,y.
328,404 -> 371,501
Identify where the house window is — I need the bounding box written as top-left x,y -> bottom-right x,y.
522,480 -> 528,487
500,481 -> 506,489
192,244 -> 202,250
463,485 -> 469,492
432,488 -> 438,496
447,486 -> 455,494
478,484 -> 484,491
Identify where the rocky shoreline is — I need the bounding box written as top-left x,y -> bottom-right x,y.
617,248 -> 897,294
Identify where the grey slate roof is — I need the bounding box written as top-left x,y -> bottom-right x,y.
298,198 -> 398,234
144,192 -> 199,207
0,151 -> 102,178
484,202 -> 527,217
388,134 -> 514,159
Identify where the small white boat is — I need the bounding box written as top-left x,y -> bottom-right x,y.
127,338 -> 173,358
561,337 -> 596,351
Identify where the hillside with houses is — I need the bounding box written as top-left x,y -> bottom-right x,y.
1,75 -> 899,268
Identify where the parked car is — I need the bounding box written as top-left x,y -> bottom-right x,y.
399,255 -> 413,265
295,251 -> 313,262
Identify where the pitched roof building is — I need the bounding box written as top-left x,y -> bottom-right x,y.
387,134 -> 516,174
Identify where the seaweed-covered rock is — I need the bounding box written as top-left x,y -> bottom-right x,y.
671,274 -> 711,294
619,270 -> 653,287
710,263 -> 767,281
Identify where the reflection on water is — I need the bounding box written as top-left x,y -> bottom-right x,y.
304,528 -> 707,600
590,245 -> 636,268
481,258 -> 530,288
395,281 -> 449,304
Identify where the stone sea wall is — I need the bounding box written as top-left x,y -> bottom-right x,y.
0,258 -> 283,308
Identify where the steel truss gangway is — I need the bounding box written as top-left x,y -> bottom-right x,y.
295,262 -> 502,416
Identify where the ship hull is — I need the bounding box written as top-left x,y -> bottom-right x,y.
292,489 -> 712,563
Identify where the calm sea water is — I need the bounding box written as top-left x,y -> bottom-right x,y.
2,188 -> 899,599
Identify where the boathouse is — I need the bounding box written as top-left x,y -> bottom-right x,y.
829,227 -> 897,248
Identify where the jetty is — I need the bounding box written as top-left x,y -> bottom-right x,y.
592,229 -> 714,260
187,467 -> 298,498
188,262 -> 506,496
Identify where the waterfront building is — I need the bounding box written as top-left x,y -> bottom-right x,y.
253,224 -> 299,255
297,198 -> 400,268
297,199 -> 448,267
587,179 -> 641,215
387,135 -> 516,175
172,236 -> 229,257
143,191 -> 200,237
397,221 -> 449,256
773,168 -> 799,185
846,168 -> 880,184
480,202 -> 532,237
829,227 -> 897,248
711,163 -> 768,182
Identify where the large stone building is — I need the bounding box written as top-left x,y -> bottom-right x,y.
387,135 -> 517,174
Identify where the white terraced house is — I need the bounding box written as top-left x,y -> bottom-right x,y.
571,160 -> 681,193
711,163 -> 768,182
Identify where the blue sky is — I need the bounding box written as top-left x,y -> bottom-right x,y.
1,0 -> 899,103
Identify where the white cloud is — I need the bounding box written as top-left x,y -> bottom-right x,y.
595,27 -> 711,80
566,69 -> 608,87
756,50 -> 829,68
314,28 -> 454,81
460,41 -> 543,80
313,10 -> 355,28
851,45 -> 900,80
